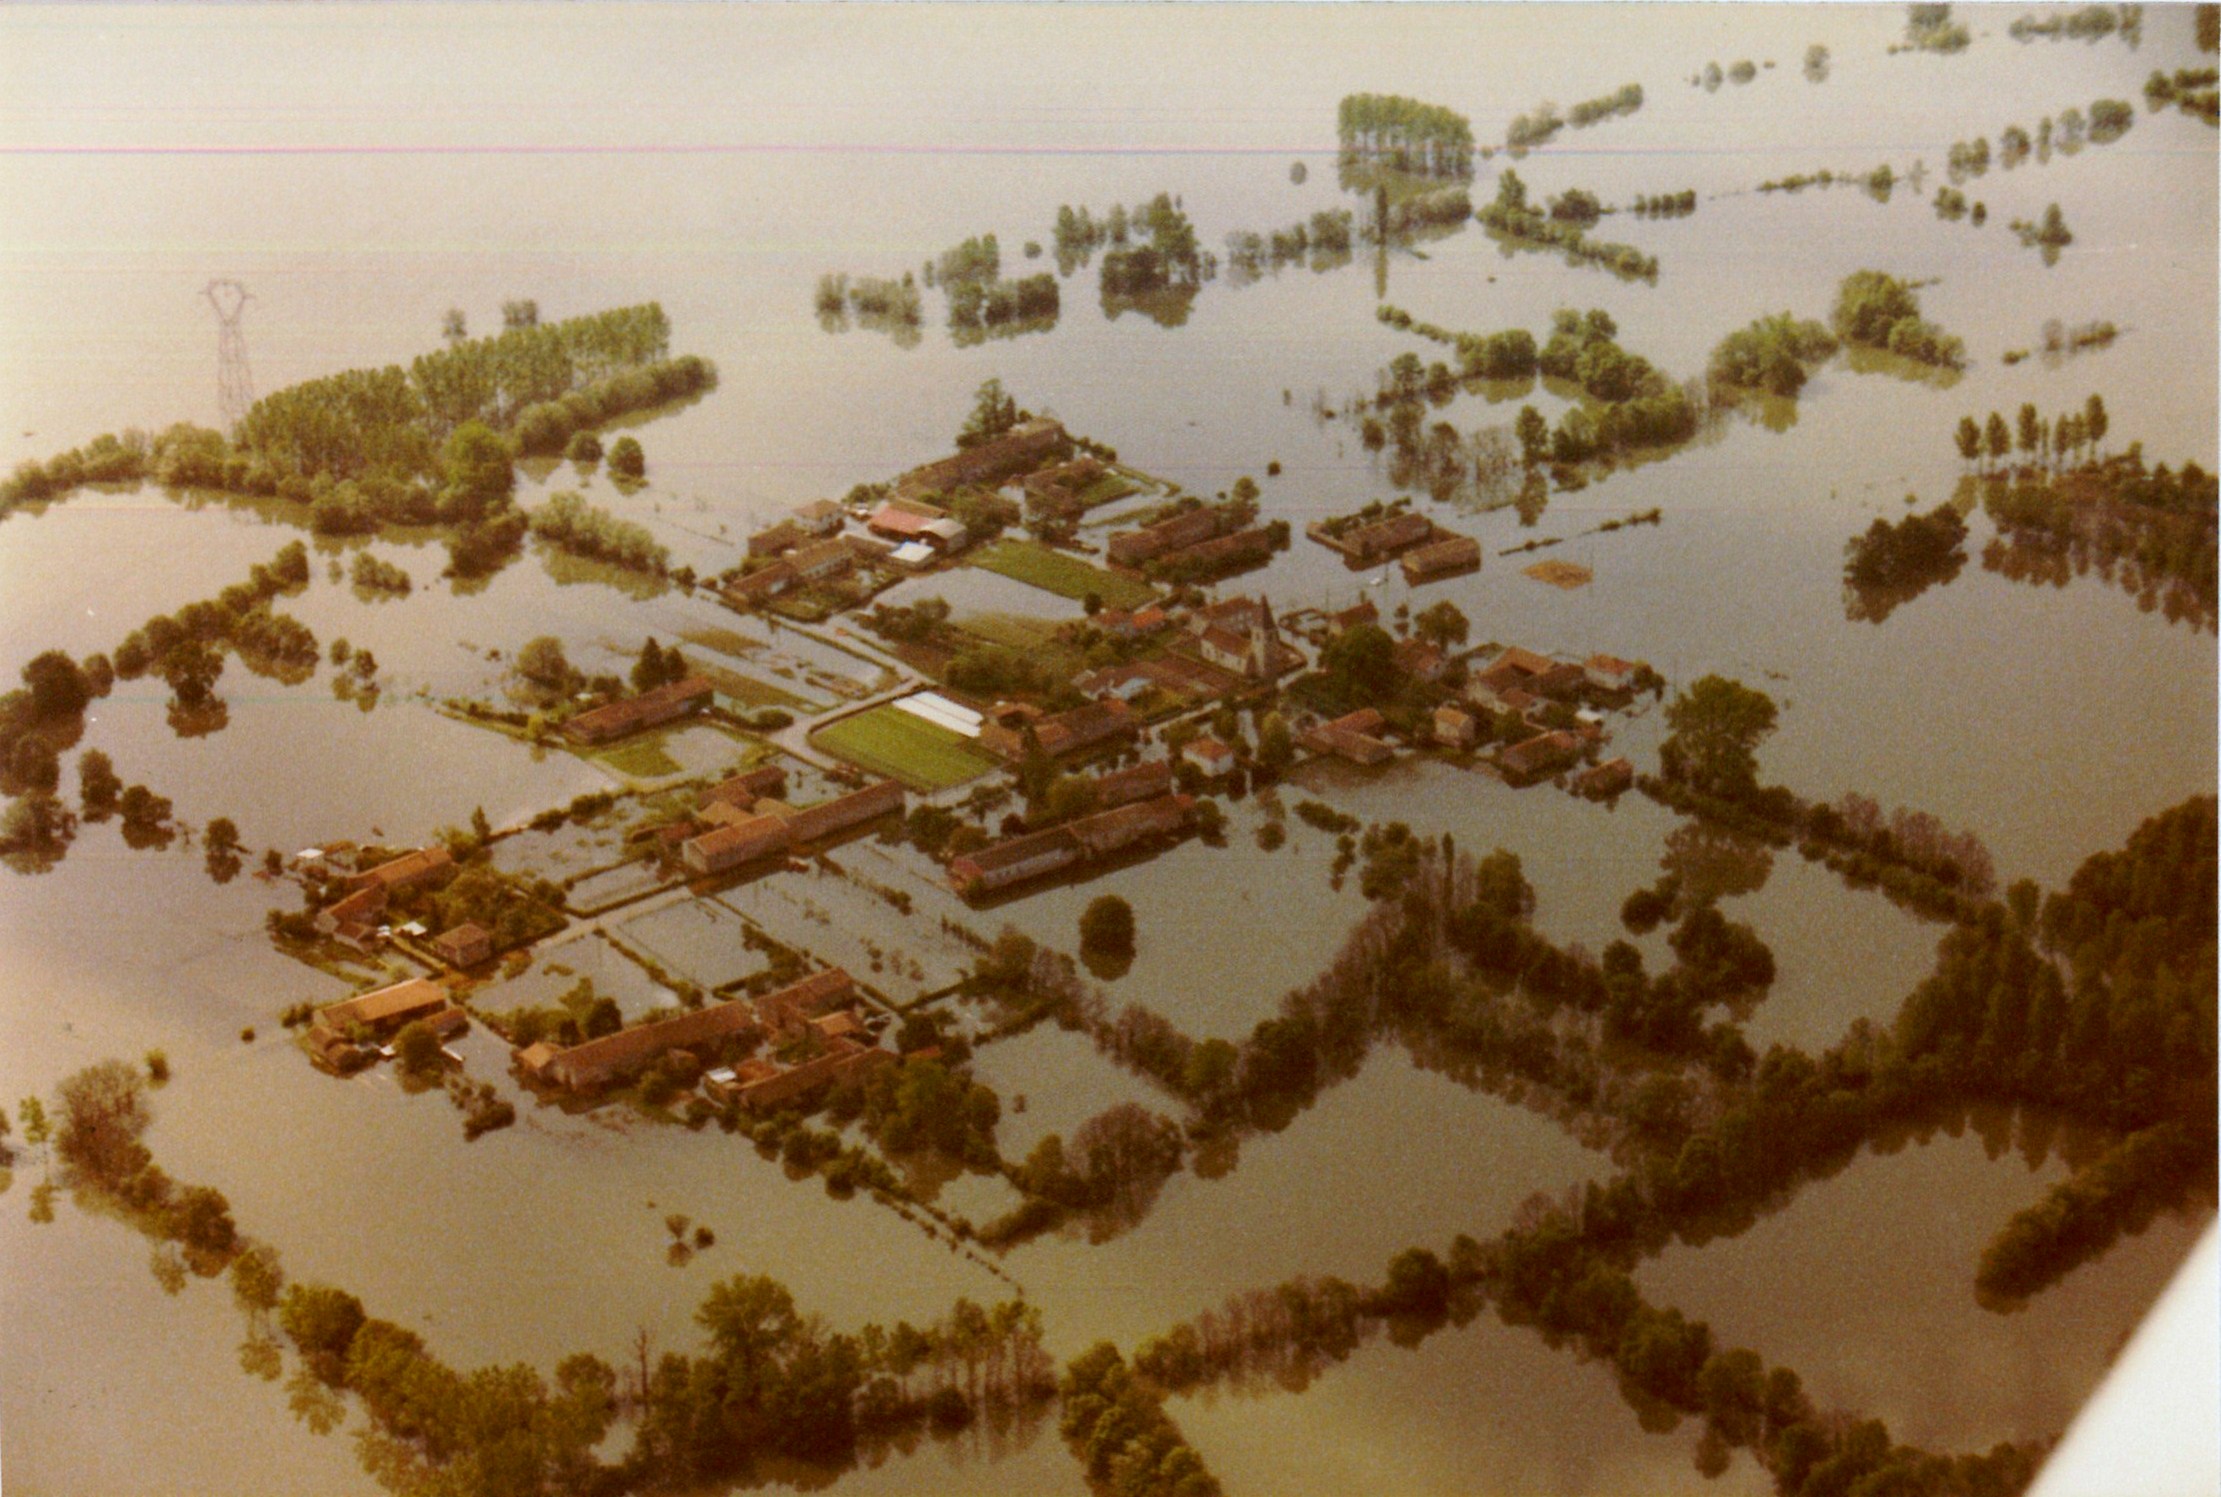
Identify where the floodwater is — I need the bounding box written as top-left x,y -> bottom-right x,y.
2,4 -> 2215,1494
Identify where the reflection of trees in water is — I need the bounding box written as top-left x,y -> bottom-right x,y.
1099,284 -> 1198,329
1981,525 -> 2217,634
1660,820 -> 1773,907
1843,555 -> 1967,624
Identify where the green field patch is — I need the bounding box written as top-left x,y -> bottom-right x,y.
970,538 -> 1156,609
676,624 -> 763,661
590,734 -> 685,779
811,703 -> 999,790
693,659 -> 812,712
1075,470 -> 1144,508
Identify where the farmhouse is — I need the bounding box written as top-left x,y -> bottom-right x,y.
1108,506 -> 1225,567
1021,456 -> 1107,516
1092,758 -> 1174,807
520,996 -> 762,1093
715,1040 -> 894,1112
702,763 -> 789,810
1302,708 -> 1396,766
681,813 -> 790,876
1182,736 -> 1237,778
430,922 -> 492,968
1500,730 -> 1582,782
754,967 -> 858,1035
894,418 -> 1066,498
790,498 -> 845,536
309,977 -> 460,1070
562,677 -> 715,746
315,885 -> 388,950
1434,705 -> 1479,748
748,522 -> 803,558
1584,654 -> 1643,693
1473,647 -> 1586,702
772,778 -> 906,844
1337,510 -> 1434,562
947,826 -> 1084,896
949,794 -> 1192,897
1572,757 -> 1636,798
977,699 -> 1137,762
726,562 -> 796,605
345,844 -> 455,897
789,539 -> 854,582
1400,534 -> 1482,584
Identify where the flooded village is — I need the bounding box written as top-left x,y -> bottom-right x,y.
1,5 -> 2216,1497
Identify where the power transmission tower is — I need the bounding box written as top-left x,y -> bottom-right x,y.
203,279 -> 255,429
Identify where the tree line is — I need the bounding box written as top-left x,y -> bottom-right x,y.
1478,170 -> 1660,281
25,1053 -> 1082,1495
1336,93 -> 1476,179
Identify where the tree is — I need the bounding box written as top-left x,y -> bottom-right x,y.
53,1059 -> 152,1183
1985,411 -> 2011,469
439,420 -> 515,526
1660,676 -> 1778,796
441,308 -> 468,344
501,298 -> 540,330
2017,402 -> 2042,459
607,435 -> 645,481
159,638 -> 224,711
1954,416 -> 1982,467
0,792 -> 74,856
1256,712 -> 1295,773
565,430 -> 603,465
2084,393 -> 2108,459
1413,599 -> 1470,650
22,650 -> 92,720
516,636 -> 575,690
1516,401 -> 1547,463
118,784 -> 173,832
1079,895 -> 1136,956
957,378 -> 1019,449
1320,622 -> 1400,705
632,638 -> 667,693
392,1020 -> 443,1076
205,817 -> 242,855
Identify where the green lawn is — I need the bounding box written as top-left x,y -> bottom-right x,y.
811,704 -> 999,791
970,539 -> 1156,609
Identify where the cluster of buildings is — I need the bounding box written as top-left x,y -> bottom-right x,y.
306,976 -> 467,1072
562,676 -> 716,746
1449,646 -> 1648,787
976,698 -> 1139,763
895,417 -> 1067,500
677,770 -> 907,876
1306,508 -> 1480,585
518,966 -> 893,1110
947,793 -> 1195,897
1105,500 -> 1271,577
312,843 -> 455,951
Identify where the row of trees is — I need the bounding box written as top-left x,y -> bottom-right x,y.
1954,394 -> 2109,473
35,1068 -> 1070,1497
1981,450 -> 2217,631
1224,209 -> 1356,281
1477,170 -> 1660,281
1336,93 -> 1476,178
